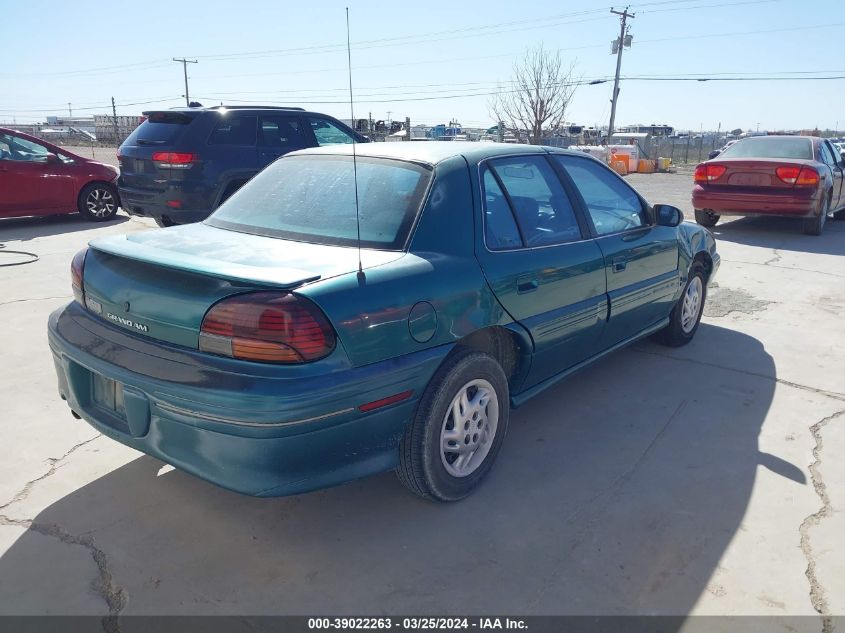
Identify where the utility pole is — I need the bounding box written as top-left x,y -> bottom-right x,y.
607,6 -> 634,140
173,57 -> 198,106
67,102 -> 72,119
111,97 -> 120,145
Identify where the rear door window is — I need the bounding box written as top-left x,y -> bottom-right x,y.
208,116 -> 257,146
307,117 -> 354,146
481,169 -> 523,250
486,155 -> 582,247
258,116 -> 308,150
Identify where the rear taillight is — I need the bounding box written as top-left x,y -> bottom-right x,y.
70,248 -> 87,305
199,292 -> 336,364
776,166 -> 819,187
694,164 -> 727,183
152,152 -> 197,169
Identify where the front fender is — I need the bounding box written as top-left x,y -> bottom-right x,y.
677,221 -> 718,285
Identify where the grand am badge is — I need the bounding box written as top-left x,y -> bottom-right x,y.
106,313 -> 149,333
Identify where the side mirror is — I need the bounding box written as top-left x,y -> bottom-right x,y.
654,204 -> 682,227
40,153 -> 60,165
840,150 -> 845,163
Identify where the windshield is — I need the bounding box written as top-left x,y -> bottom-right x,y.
719,137 -> 813,160
206,154 -> 433,250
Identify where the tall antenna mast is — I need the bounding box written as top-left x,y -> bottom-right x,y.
346,7 -> 364,281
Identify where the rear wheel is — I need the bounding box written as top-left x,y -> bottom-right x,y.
78,183 -> 118,221
694,209 -> 719,228
397,350 -> 509,502
154,216 -> 175,228
802,195 -> 829,236
657,264 -> 706,347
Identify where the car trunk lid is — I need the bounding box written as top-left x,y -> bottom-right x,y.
83,223 -> 403,349
705,158 -> 815,190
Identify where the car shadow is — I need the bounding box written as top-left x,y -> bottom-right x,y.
0,212 -> 130,242
0,324 -> 787,621
712,215 -> 845,255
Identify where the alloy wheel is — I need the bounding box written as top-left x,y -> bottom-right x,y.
86,187 -> 116,218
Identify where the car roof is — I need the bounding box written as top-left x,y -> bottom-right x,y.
288,141 -> 588,166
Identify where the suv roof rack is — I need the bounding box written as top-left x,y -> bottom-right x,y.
206,105 -> 306,111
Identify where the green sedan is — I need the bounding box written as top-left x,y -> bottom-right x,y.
48,142 -> 719,501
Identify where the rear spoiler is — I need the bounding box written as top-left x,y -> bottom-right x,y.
89,235 -> 321,289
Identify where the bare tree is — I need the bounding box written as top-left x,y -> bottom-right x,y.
489,45 -> 578,145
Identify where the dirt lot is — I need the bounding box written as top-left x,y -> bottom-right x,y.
0,169 -> 843,626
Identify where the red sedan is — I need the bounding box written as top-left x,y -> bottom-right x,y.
692,135 -> 845,235
0,127 -> 120,222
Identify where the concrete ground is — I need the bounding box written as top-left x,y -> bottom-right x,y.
0,172 -> 843,627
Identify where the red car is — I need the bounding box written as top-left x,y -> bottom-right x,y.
0,127 -> 120,222
692,135 -> 845,235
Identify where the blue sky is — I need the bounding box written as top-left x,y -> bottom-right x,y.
2,0 -> 843,133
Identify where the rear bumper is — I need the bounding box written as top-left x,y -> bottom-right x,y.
48,301 -> 450,496
692,185 -> 820,217
117,182 -> 213,224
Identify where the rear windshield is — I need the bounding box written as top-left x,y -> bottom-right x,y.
206,154 -> 433,250
719,137 -> 813,160
123,112 -> 195,146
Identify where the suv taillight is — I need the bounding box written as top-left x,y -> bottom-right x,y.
70,248 -> 88,305
152,152 -> 197,169
199,292 -> 336,363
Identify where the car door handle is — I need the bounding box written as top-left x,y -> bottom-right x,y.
612,257 -> 627,272
517,278 -> 539,294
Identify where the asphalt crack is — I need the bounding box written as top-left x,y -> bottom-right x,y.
0,435 -> 100,512
632,348 -> 845,403
799,409 -> 844,633
0,514 -> 127,631
764,248 -> 782,266
720,259 -> 845,279
0,434 -> 126,631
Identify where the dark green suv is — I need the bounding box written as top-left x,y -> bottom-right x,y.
117,106 -> 366,226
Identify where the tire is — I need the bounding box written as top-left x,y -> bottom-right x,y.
78,183 -> 118,221
154,216 -> 174,228
657,264 -> 707,347
694,209 -> 719,228
397,350 -> 510,502
802,194 -> 829,236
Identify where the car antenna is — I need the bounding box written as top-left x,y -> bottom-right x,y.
346,7 -> 364,283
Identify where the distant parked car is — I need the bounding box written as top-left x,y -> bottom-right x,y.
117,105 -> 367,227
692,136 -> 845,235
0,127 -> 119,221
707,139 -> 738,160
49,142 -> 719,501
